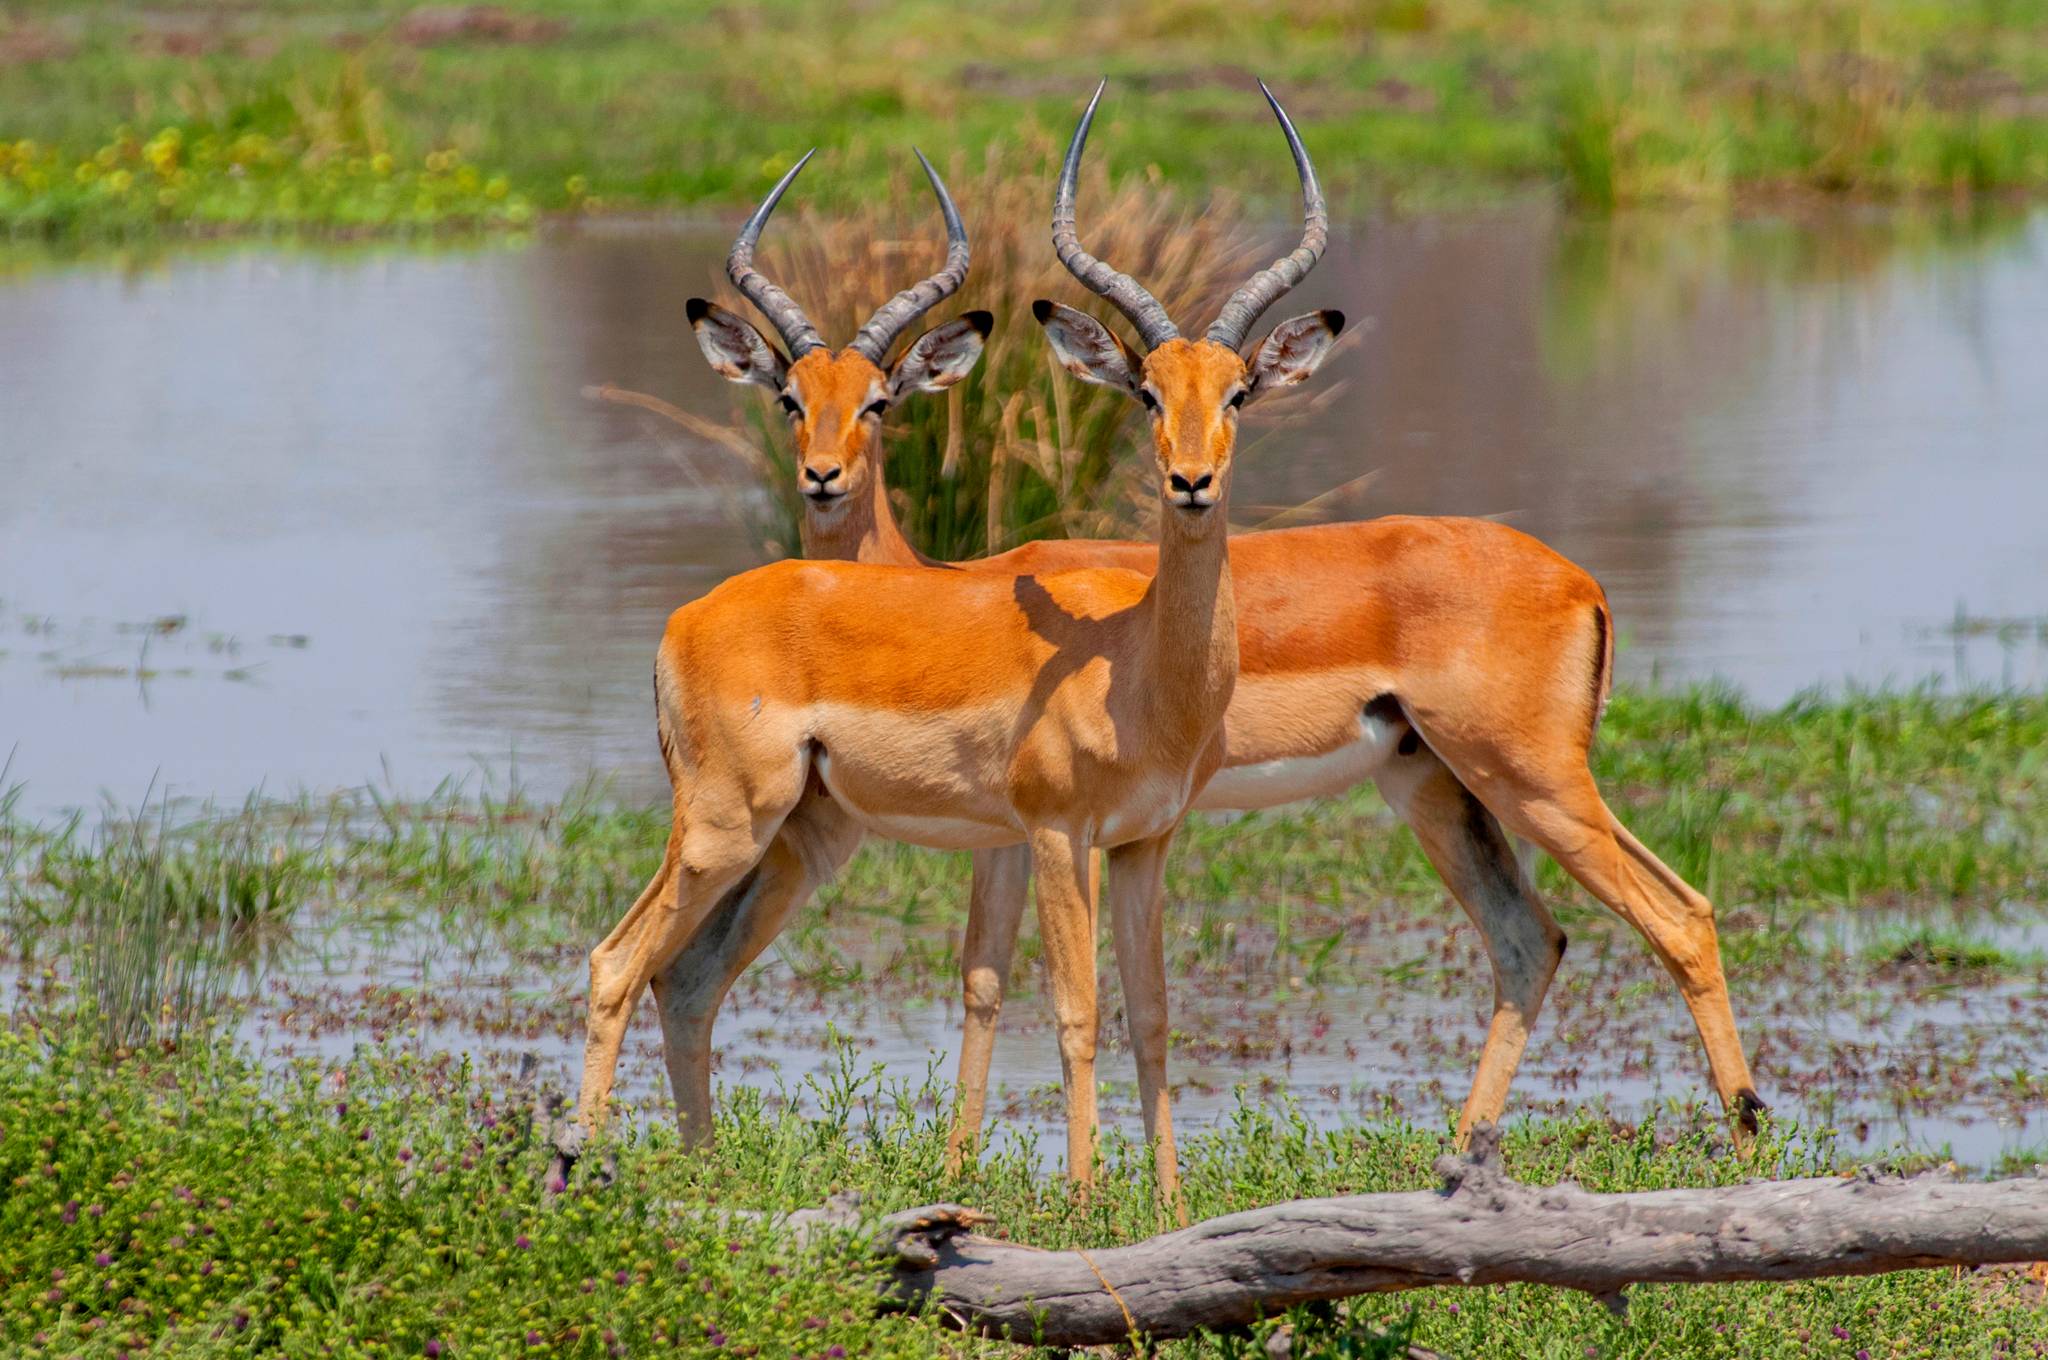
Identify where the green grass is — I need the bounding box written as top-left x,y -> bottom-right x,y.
6,685 -> 2047,982
1,1011 -> 2042,1358
4,0 -> 2048,237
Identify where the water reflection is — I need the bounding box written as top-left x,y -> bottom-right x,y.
2,206 -> 2045,813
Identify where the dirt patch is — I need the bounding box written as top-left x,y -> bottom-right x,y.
0,21 -> 74,67
392,6 -> 569,47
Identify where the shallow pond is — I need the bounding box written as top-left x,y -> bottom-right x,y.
4,204 -> 2047,1170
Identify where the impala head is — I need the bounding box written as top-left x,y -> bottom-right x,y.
1034,81 -> 1343,525
686,150 -> 991,515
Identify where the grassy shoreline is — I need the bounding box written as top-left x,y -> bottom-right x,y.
5,1 -> 2048,238
2,1013 -> 2044,1357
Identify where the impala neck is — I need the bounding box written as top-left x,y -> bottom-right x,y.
795,434 -> 930,566
1145,500 -> 1237,754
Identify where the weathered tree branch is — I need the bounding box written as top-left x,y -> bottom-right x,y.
779,1127 -> 2048,1348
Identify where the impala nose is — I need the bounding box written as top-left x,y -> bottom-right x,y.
1168,470 -> 1215,510
802,464 -> 844,501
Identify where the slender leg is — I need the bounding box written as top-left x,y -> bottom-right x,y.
577,807 -> 773,1130
1028,825 -> 1099,1187
1106,829 -> 1183,1218
1375,745 -> 1564,1143
1427,741 -> 1761,1137
945,843 -> 1032,1171
647,791 -> 863,1146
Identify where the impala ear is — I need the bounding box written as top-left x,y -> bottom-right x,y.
888,311 -> 992,398
1246,309 -> 1344,400
688,298 -> 789,389
1032,300 -> 1142,395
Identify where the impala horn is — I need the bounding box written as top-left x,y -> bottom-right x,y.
1204,80 -> 1328,353
1050,80 -> 1180,350
848,149 -> 973,363
725,150 -> 826,358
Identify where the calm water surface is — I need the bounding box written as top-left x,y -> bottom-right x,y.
3,207 -> 2046,1165
4,206 -> 2046,813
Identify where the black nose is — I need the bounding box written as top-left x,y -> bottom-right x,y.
1169,472 -> 1213,496
804,465 -> 842,487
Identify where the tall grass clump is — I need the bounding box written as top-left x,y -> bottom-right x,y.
43,804 -> 304,1053
707,154 -> 1278,559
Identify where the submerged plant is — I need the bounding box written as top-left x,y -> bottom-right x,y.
44,801 -> 304,1052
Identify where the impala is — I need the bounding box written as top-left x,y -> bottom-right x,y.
667,82 -> 1764,1169
579,120 -> 1342,1199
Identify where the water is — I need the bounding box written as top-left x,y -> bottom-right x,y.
5,206 -> 2047,814
4,207 -> 2047,1169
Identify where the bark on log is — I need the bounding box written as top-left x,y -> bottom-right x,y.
796,1127 -> 2048,1348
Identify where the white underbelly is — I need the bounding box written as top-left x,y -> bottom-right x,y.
814,749 -> 1020,850
1196,709 -> 1405,812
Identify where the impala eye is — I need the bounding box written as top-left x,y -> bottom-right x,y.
862,398 -> 889,419
1227,388 -> 1248,410
1137,388 -> 1160,412
778,393 -> 802,418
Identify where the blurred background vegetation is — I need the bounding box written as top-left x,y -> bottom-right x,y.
4,0 -> 2048,238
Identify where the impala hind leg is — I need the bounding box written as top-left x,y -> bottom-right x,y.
648,791 -> 863,1146
577,812 -> 773,1131
1444,753 -> 1761,1137
1376,746 -> 1564,1145
1106,830 -> 1183,1218
1028,827 -> 1100,1187
945,844 -> 1032,1172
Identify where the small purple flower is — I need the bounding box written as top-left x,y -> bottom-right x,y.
200,1260 -> 215,1276
233,1312 -> 250,1332
613,1270 -> 629,1286
803,1316 -> 825,1329
481,1111 -> 498,1130
425,1343 -> 443,1359
525,1331 -> 541,1347
336,1102 -> 349,1116
87,1204 -> 104,1219
514,1235 -> 532,1250
1832,1326 -> 1850,1341
398,1147 -> 413,1164
1857,1352 -> 1870,1360
1446,1302 -> 1458,1315
95,1252 -> 112,1267
826,1347 -> 847,1359
546,1176 -> 565,1194
61,1201 -> 79,1224
50,1268 -> 65,1282
674,1258 -> 691,1274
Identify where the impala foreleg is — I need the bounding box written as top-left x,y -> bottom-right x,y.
1107,830 -> 1183,1219
945,843 -> 1033,1172
1377,746 -> 1564,1146
648,794 -> 862,1146
1028,826 -> 1100,1187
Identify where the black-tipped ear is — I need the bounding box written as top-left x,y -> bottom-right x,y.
690,298 -> 790,390
1035,300 -> 1142,393
889,313 -> 990,397
1245,309 -> 1343,401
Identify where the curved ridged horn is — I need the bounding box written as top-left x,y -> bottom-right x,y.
848,149 -> 972,364
1051,80 -> 1179,351
726,150 -> 826,358
1204,81 -> 1328,352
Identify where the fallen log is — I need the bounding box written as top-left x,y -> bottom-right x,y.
786,1127 -> 2048,1348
